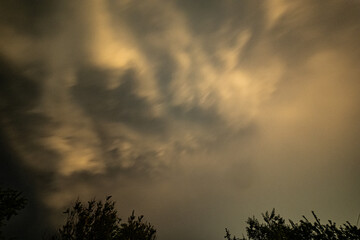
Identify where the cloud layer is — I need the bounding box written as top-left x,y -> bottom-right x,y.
1,0 -> 360,239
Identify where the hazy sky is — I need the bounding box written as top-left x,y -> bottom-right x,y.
1,0 -> 360,239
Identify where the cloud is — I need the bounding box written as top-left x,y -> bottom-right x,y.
1,0 -> 360,239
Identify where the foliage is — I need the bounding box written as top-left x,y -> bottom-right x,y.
118,210 -> 157,240
53,197 -> 156,240
0,187 -> 27,239
225,209 -> 360,240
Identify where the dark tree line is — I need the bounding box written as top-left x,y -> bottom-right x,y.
225,209 -> 360,240
50,197 -> 156,240
0,187 -> 155,240
1,187 -> 360,239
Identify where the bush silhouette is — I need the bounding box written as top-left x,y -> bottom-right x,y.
52,197 -> 156,240
225,209 -> 360,240
0,187 -> 27,239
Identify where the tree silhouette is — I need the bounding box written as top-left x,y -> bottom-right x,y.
52,197 -> 156,240
0,187 -> 27,239
225,209 -> 360,240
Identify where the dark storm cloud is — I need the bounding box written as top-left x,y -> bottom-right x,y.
0,0 -> 63,44
0,55 -> 60,169
0,57 -> 41,112
0,56 -> 59,239
267,0 -> 360,66
72,65 -> 167,134
0,150 -> 54,240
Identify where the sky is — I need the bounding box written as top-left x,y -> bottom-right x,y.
1,0 -> 360,239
